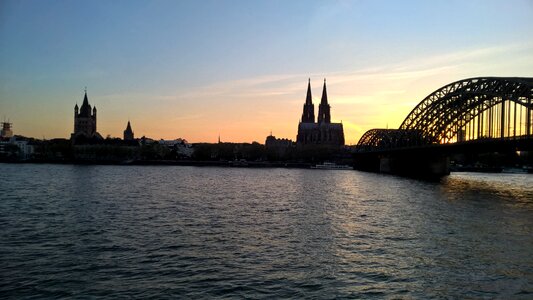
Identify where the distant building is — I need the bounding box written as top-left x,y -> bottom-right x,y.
265,133 -> 295,159
123,121 -> 134,140
1,121 -> 13,138
71,90 -> 103,141
158,138 -> 189,147
265,134 -> 294,149
0,135 -> 34,160
159,138 -> 193,158
140,136 -> 156,145
296,79 -> 345,146
13,138 -> 34,160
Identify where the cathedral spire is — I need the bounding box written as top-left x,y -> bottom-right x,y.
318,78 -> 331,123
301,79 -> 315,123
320,78 -> 328,105
305,78 -> 312,105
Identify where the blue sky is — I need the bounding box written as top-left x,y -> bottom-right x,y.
1,0 -> 532,143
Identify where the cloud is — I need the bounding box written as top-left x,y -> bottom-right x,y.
170,114 -> 205,121
177,73 -> 301,100
218,43 -> 528,96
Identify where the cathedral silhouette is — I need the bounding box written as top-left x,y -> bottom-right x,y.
296,79 -> 345,146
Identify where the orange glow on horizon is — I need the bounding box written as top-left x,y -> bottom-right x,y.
7,43 -> 533,145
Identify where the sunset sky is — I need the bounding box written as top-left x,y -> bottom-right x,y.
1,0 -> 533,144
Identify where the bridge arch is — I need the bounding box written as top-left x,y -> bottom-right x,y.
399,77 -> 533,143
357,129 -> 428,151
357,77 -> 533,150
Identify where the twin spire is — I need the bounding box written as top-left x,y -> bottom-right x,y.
301,78 -> 330,123
321,78 -> 328,105
305,78 -> 313,105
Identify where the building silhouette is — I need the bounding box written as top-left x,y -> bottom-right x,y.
1,121 -> 13,138
71,90 -> 102,141
265,132 -> 295,160
123,121 -> 134,140
296,79 -> 345,146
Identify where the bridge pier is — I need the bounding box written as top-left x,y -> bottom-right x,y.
378,154 -> 450,177
354,152 -> 450,178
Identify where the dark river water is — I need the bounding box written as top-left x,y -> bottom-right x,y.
1,164 -> 532,299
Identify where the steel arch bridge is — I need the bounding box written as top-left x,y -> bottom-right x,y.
357,77 -> 533,151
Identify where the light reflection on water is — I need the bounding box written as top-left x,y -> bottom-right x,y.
0,164 -> 532,298
442,172 -> 533,208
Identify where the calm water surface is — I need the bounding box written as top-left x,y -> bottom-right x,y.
1,164 -> 532,299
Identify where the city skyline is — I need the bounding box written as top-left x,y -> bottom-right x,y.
1,0 -> 533,144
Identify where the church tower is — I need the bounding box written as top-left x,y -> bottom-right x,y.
123,121 -> 134,141
72,89 -> 101,141
317,79 -> 331,123
301,79 -> 315,123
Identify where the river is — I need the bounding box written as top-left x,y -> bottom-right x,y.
1,164 -> 532,298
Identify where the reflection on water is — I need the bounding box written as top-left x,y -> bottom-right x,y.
442,173 -> 533,208
0,164 -> 532,298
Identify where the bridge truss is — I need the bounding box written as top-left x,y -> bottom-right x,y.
357,77 -> 533,151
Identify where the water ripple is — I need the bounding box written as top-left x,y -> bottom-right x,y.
1,164 -> 532,298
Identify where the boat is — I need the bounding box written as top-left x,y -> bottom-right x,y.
501,167 -> 529,174
311,162 -> 352,170
230,159 -> 249,167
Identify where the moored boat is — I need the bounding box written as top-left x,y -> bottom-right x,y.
311,162 -> 352,170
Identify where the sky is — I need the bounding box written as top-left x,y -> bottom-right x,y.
1,0 -> 533,144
